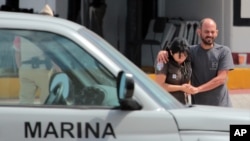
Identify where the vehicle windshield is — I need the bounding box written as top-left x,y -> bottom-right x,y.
78,28 -> 184,109
0,28 -> 183,109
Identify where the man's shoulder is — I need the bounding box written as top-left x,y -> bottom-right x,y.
190,44 -> 199,48
214,43 -> 228,48
214,43 -> 231,51
189,44 -> 200,51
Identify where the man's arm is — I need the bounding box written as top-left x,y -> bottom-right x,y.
196,70 -> 228,93
157,45 -> 192,63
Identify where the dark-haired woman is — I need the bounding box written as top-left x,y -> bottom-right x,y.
155,37 -> 192,104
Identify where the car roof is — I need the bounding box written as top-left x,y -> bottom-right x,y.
0,11 -> 83,31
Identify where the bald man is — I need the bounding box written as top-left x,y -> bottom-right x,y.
156,18 -> 234,107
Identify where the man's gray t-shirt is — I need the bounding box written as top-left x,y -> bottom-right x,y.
190,43 -> 234,107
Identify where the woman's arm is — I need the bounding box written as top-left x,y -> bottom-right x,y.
154,74 -> 185,92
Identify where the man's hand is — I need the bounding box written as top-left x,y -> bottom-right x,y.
182,84 -> 199,94
157,50 -> 169,63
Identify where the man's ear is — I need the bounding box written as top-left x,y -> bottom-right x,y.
215,29 -> 219,38
196,28 -> 201,36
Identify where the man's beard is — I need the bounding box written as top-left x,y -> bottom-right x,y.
201,36 -> 214,46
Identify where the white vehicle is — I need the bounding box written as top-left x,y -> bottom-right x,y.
0,12 -> 249,141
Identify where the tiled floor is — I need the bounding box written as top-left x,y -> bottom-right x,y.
230,89 -> 250,110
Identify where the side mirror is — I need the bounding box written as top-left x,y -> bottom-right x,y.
44,73 -> 73,105
117,71 -> 142,110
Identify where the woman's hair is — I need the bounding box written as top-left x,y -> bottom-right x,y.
166,37 -> 191,62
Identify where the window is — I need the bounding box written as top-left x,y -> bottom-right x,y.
0,29 -> 119,107
233,0 -> 250,26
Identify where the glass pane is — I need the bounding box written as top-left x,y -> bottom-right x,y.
0,29 -> 119,107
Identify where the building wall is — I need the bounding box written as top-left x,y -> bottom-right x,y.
55,0 -> 68,19
19,0 -> 56,14
103,0 -> 127,54
0,0 -> 55,12
159,0 -> 250,53
1,0 -> 249,53
0,0 -> 4,6
231,0 -> 250,52
160,0 -> 230,47
56,0 -> 127,54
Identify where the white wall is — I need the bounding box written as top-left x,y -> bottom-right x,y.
19,0 -> 56,13
231,0 -> 250,52
223,0 -> 232,50
232,28 -> 250,52
0,0 -> 5,6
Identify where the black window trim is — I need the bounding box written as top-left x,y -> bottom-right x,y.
234,0 -> 250,26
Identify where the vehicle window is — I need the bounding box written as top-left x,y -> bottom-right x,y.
0,29 -> 119,107
0,33 -> 18,77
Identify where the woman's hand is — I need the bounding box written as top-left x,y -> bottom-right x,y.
182,84 -> 199,94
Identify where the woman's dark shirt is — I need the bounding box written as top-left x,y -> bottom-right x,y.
155,60 -> 192,104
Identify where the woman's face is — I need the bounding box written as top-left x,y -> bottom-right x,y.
171,52 -> 187,64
